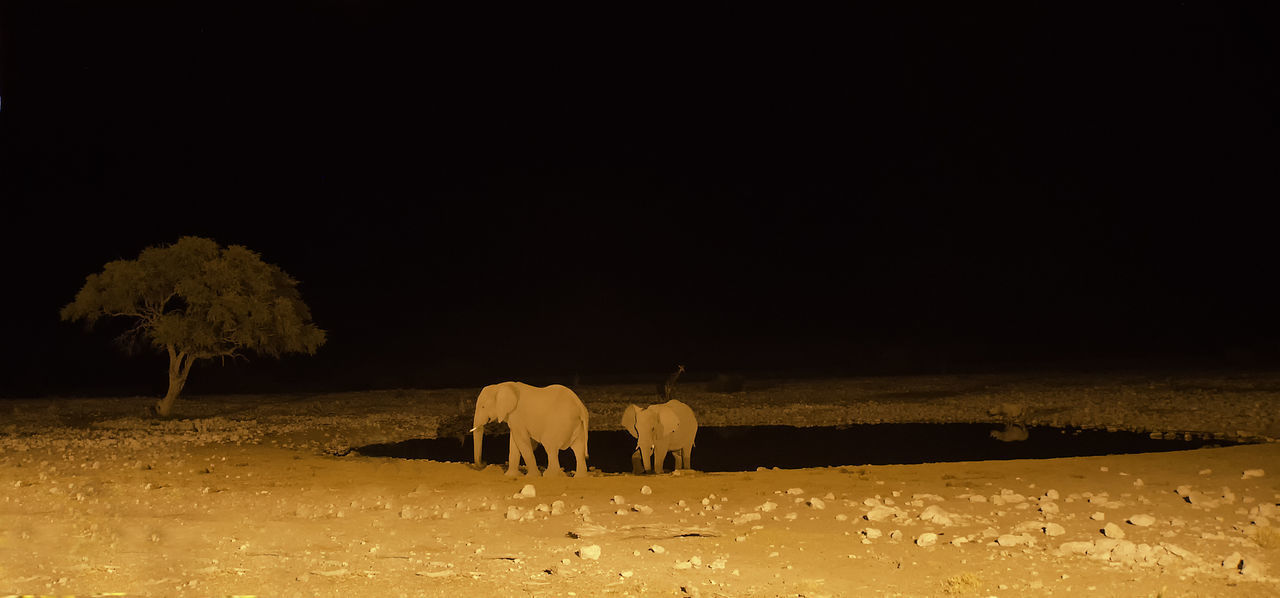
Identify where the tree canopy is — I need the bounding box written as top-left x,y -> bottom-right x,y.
61,236 -> 326,415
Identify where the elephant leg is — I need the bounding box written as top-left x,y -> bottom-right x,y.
543,447 -> 564,477
571,437 -> 589,477
504,436 -> 522,477
672,449 -> 685,470
682,444 -> 693,470
654,448 -> 669,474
514,434 -> 540,477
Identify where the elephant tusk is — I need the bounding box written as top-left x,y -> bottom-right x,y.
469,426 -> 478,433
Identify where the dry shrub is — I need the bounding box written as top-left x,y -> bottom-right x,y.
941,572 -> 982,595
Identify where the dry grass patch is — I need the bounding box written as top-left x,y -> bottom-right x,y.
941,572 -> 983,595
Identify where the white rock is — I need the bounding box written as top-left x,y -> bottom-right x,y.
1103,522 -> 1126,539
862,528 -> 882,539
1089,538 -> 1120,556
611,495 -> 626,505
641,485 -> 652,495
1057,540 -> 1093,555
1127,514 -> 1156,527
786,488 -> 804,495
649,544 -> 665,553
520,484 -> 536,498
1044,489 -> 1060,500
1110,540 -> 1137,563
1199,469 -> 1212,475
836,514 -> 848,521
919,505 -> 954,526
673,561 -> 692,570
889,530 -> 903,541
916,532 -> 938,547
1039,502 -> 1060,515
1044,523 -> 1066,536
1242,469 -> 1265,479
732,513 -> 762,525
999,489 -> 1027,503
578,545 -> 601,560
551,500 -> 565,515
996,534 -> 1031,547
968,494 -> 988,503
807,497 -> 826,509
1090,512 -> 1106,521
505,506 -> 523,521
760,501 -> 778,512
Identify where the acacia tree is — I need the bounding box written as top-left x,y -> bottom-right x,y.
61,236 -> 327,416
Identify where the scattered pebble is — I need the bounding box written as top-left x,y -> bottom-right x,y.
1242,469 -> 1265,479
1103,522 -> 1126,539
641,485 -> 652,495
577,545 -> 601,560
916,532 -> 938,547
519,484 -> 536,498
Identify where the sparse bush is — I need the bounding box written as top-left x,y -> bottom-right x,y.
941,572 -> 982,595
706,373 -> 745,393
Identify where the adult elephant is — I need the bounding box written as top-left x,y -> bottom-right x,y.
471,382 -> 590,477
621,399 -> 698,474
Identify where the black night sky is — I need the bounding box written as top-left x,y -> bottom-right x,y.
2,3 -> 1277,397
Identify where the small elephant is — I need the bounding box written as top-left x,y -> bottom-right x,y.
621,399 -> 698,474
471,381 -> 589,477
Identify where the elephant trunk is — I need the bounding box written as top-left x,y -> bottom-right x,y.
638,436 -> 654,473
472,413 -> 487,467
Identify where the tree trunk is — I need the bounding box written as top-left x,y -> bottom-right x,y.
154,345 -> 195,417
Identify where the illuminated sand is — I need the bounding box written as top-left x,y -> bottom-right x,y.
2,373 -> 1278,596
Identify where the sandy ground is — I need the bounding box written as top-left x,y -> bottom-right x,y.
2,371 -> 1279,597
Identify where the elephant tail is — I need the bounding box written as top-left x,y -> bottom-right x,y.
579,402 -> 590,459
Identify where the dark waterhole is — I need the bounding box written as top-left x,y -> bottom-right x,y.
353,424 -> 1240,473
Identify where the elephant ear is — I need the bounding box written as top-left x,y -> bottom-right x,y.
621,405 -> 641,439
494,384 -> 519,421
658,406 -> 680,436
